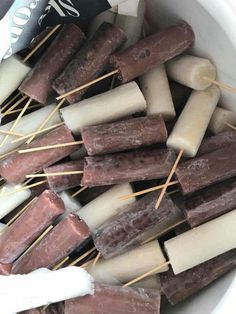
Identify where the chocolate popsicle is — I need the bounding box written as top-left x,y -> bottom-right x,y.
0,190 -> 65,264
176,143 -> 236,194
82,115 -> 167,156
81,148 -> 176,187
64,283 -> 161,314
183,178 -> 236,227
110,21 -> 195,83
12,214 -> 90,274
44,160 -> 84,192
0,263 -> 12,275
160,249 -> 236,305
19,24 -> 85,104
93,191 -> 180,259
53,22 -> 126,103
0,125 -> 79,185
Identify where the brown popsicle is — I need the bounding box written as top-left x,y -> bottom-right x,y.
0,263 -> 12,275
12,214 -> 91,274
175,143 -> 236,194
64,283 -> 161,314
197,130 -> 236,156
44,160 -> 84,192
81,148 -> 176,187
0,125 -> 78,184
93,191 -> 180,259
82,115 -> 168,156
160,249 -> 236,305
19,24 -> 85,104
183,178 -> 236,227
53,22 -> 126,103
110,21 -> 195,83
0,190 -> 65,264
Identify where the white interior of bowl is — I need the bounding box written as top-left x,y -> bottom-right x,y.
145,0 -> 236,313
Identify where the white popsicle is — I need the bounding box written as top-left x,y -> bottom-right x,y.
0,223 -> 7,233
209,107 -> 236,134
0,267 -> 94,314
89,241 -> 168,284
0,183 -> 31,219
77,183 -> 135,231
167,85 -> 220,157
60,82 -> 147,136
164,210 -> 236,275
58,191 -> 82,222
0,56 -> 31,106
166,55 -> 217,90
140,64 -> 176,120
0,104 -> 61,155
131,275 -> 161,290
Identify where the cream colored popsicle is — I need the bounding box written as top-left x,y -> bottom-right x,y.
58,191 -> 82,222
0,56 -> 31,105
0,183 -> 31,219
140,65 -> 176,120
131,275 -> 161,290
167,85 -> 220,157
0,104 -> 61,155
60,82 -> 146,136
77,183 -> 135,231
89,241 -> 168,284
209,107 -> 236,134
166,55 -> 217,90
164,210 -> 236,275
0,223 -> 7,233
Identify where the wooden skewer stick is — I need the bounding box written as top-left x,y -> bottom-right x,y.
92,252 -> 101,267
12,122 -> 65,144
72,186 -> 88,198
203,76 -> 236,93
26,98 -> 66,144
0,180 -> 47,197
1,92 -> 21,112
56,70 -> 119,100
119,180 -> 178,200
20,225 -> 53,258
0,98 -> 32,147
53,256 -> 70,270
142,218 -> 187,245
226,122 -> 236,131
0,130 -> 23,137
6,198 -> 36,226
168,189 -> 179,196
123,261 -> 171,287
26,171 -> 84,178
4,104 -> 42,116
155,149 -> 184,209
23,177 -> 34,186
18,141 -> 83,154
23,25 -> 61,63
2,95 -> 28,116
81,259 -> 95,269
69,247 -> 97,267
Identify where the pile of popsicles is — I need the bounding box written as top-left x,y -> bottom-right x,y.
0,1 -> 235,313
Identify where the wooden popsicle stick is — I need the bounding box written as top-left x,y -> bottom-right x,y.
26,171 -> 84,178
123,261 -> 171,287
69,247 -> 96,267
56,70 -> 119,100
226,122 -> 236,131
142,218 -> 187,245
2,95 -> 28,116
23,177 -> 34,186
0,130 -> 23,137
81,259 -> 95,269
167,189 -> 179,196
1,92 -> 21,112
72,186 -> 88,198
155,149 -> 184,209
12,122 -> 65,144
20,225 -> 53,259
53,256 -> 70,270
119,180 -> 179,200
92,252 -> 101,267
203,76 -> 236,93
4,104 -> 42,116
0,180 -> 47,197
18,141 -> 83,154
26,98 -> 66,144
0,98 -> 32,147
23,25 -> 61,63
6,198 -> 36,226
